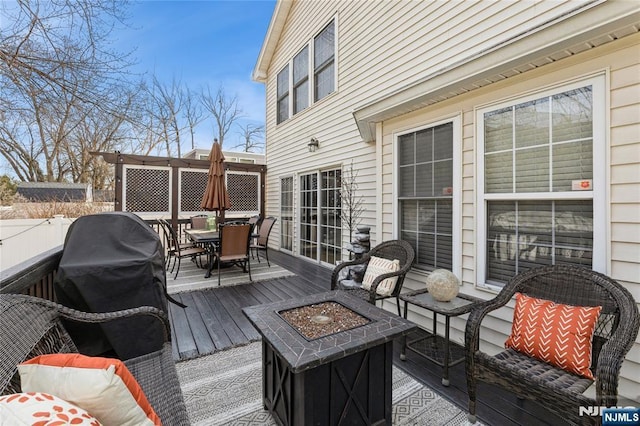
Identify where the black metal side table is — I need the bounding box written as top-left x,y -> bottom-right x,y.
400,289 -> 482,386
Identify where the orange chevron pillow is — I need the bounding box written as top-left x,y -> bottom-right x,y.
505,293 -> 602,379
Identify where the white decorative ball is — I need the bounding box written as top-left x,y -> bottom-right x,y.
425,269 -> 460,302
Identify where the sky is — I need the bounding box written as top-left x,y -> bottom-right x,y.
115,0 -> 276,152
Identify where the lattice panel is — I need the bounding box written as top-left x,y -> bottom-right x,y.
180,170 -> 208,212
124,167 -> 170,212
228,173 -> 259,212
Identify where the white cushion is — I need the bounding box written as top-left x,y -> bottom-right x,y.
361,256 -> 400,296
18,353 -> 159,426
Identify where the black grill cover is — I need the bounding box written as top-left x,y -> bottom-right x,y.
54,212 -> 168,360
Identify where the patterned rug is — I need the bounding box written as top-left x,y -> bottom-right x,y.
176,341 -> 479,426
167,258 -> 295,294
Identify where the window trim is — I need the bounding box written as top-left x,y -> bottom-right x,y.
293,46 -> 310,115
475,74 -> 607,290
279,175 -> 295,254
393,115 -> 462,279
275,18 -> 336,125
313,20 -> 336,103
276,65 -> 289,124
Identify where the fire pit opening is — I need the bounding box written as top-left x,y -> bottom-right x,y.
278,301 -> 371,340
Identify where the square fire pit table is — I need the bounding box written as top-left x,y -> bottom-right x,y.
242,290 -> 416,426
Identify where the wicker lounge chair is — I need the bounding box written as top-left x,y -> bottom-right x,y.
0,294 -> 190,425
465,265 -> 639,425
331,239 -> 415,315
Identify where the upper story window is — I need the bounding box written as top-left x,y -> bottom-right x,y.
314,21 -> 335,102
276,65 -> 289,124
293,47 -> 309,114
477,76 -> 605,288
397,121 -> 459,273
275,19 -> 335,124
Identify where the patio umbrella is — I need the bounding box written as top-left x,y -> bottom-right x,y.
201,140 -> 231,217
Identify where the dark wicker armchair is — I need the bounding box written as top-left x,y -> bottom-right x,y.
331,239 -> 415,315
0,294 -> 190,425
465,265 -> 639,425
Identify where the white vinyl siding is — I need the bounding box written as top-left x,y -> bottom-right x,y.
259,2 -> 637,400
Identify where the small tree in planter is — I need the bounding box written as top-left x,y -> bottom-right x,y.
340,160 -> 365,244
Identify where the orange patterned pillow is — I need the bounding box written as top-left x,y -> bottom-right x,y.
505,293 -> 602,379
0,392 -> 101,425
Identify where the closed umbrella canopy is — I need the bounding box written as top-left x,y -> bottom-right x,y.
201,141 -> 231,213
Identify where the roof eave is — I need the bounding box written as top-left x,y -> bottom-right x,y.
353,1 -> 640,143
252,0 -> 293,83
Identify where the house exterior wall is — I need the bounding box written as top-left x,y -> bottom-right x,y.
382,33 -> 640,403
256,0 -> 640,402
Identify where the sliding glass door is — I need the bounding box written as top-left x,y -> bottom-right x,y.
299,169 -> 342,265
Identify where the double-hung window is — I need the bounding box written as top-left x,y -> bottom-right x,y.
293,47 -> 309,114
477,76 -> 605,287
276,65 -> 289,124
275,19 -> 334,124
398,121 -> 457,272
314,21 -> 335,102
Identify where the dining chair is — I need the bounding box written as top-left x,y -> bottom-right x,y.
250,216 -> 276,267
159,219 -> 207,279
247,215 -> 261,229
214,222 -> 253,286
190,215 -> 208,230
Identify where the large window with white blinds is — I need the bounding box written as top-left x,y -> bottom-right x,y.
398,122 -> 454,271
478,77 -> 604,287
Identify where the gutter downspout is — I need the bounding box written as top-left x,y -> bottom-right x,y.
375,122 -> 383,246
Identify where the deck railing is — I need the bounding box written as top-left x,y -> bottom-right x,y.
0,245 -> 62,299
0,219 -> 192,300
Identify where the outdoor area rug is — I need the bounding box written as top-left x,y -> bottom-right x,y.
167,258 -> 295,294
176,341 -> 481,426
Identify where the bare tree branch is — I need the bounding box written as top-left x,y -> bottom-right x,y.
232,123 -> 264,152
200,85 -> 243,148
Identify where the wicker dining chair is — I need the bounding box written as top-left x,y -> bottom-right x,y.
0,294 -> 190,425
330,239 -> 415,315
465,265 -> 640,425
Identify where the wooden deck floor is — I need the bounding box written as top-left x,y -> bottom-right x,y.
168,249 -> 564,426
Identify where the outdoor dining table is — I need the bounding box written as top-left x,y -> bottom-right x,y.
184,228 -> 219,278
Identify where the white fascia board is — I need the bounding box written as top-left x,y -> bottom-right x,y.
252,0 -> 293,83
353,1 -> 640,142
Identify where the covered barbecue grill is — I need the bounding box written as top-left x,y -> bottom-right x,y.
54,212 -> 168,360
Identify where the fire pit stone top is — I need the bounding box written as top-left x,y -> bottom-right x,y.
242,290 -> 416,373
